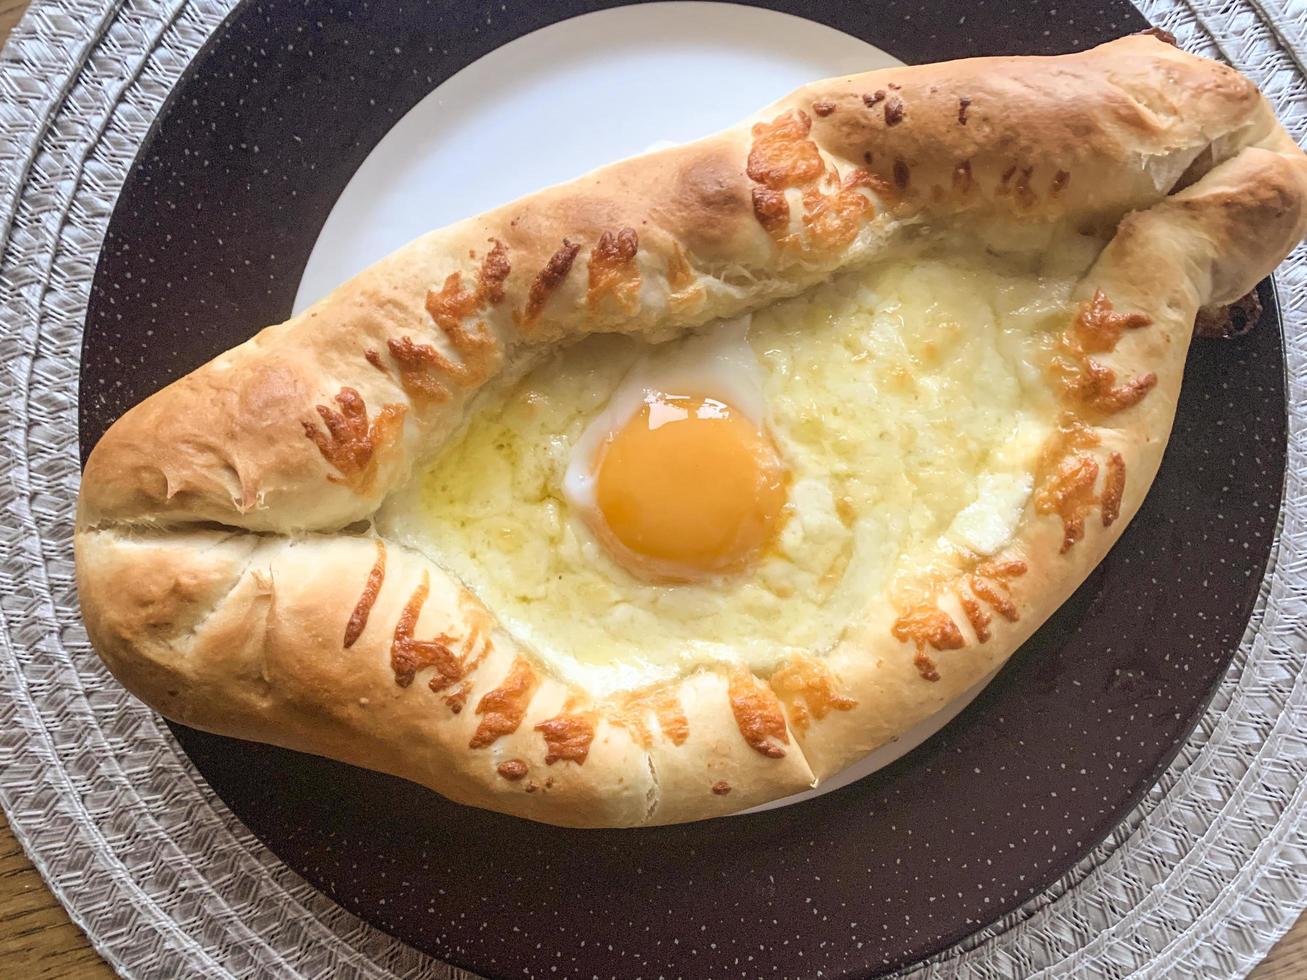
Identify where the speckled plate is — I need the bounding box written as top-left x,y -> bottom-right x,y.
78,1 -> 1287,977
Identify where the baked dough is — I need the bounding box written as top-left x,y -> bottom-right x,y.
76,35 -> 1307,826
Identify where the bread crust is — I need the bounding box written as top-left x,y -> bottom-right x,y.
75,36 -> 1307,826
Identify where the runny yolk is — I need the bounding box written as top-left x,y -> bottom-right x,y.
592,393 -> 787,581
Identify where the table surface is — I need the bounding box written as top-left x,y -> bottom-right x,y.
0,1 -> 1304,977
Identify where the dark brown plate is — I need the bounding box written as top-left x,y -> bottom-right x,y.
79,2 -> 1287,976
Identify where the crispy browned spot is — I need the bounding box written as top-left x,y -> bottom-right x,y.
1051,292 -> 1157,415
1101,452 -> 1126,527
969,574 -> 1018,622
1035,415 -> 1116,552
425,273 -> 477,332
812,100 -> 836,117
1054,356 -> 1158,413
609,685 -> 689,748
1095,371 -> 1158,412
957,96 -> 971,124
1052,170 -> 1070,196
892,605 -> 966,682
390,582 -> 491,704
892,606 -> 966,650
474,240 -> 511,301
586,227 -> 641,312
747,110 -> 824,188
747,110 -> 881,251
522,239 -> 581,325
953,159 -> 973,195
727,669 -> 789,759
469,657 -> 538,749
913,652 -> 941,683
497,759 -> 529,781
769,656 -> 856,733
425,238 -> 511,331
387,336 -> 451,402
1036,454 -> 1100,552
364,348 -> 388,373
390,576 -> 467,692
711,781 -> 732,796
802,170 -> 876,251
303,387 -> 405,488
886,299 -> 1147,656
537,711 -> 597,765
343,540 -> 386,648
752,186 -> 792,239
884,95 -> 905,126
390,574 -> 462,688
1073,290 -> 1152,353
893,159 -> 910,191
386,326 -> 498,403
443,623 -> 490,710
443,681 -> 472,714
447,319 -> 502,385
655,696 -> 690,745
1050,291 -> 1155,418
863,90 -> 885,108
888,553 -> 1027,659
1039,413 -> 1101,473
978,558 -> 1028,579
959,592 -> 991,643
477,238 -> 512,304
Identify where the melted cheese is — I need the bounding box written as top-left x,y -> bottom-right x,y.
379,251 -> 1083,692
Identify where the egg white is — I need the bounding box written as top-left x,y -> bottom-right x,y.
561,314 -> 768,558
378,247 -> 1091,693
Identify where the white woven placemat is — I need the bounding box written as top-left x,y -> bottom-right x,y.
0,1 -> 1304,977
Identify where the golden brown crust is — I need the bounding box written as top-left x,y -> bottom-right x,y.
891,606 -> 966,682
586,228 -> 641,312
536,710 -> 597,766
768,657 -> 856,733
727,669 -> 790,759
75,36 -> 1307,826
497,759 -> 529,781
522,239 -> 582,326
469,657 -> 538,749
608,685 -> 690,748
389,574 -> 460,689
343,540 -> 386,648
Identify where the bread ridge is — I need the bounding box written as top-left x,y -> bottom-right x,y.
78,34 -> 1277,531
75,35 -> 1307,826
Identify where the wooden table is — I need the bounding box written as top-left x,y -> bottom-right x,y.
0,1 -> 1304,976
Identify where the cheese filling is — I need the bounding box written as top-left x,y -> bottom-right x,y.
379,249 -> 1087,692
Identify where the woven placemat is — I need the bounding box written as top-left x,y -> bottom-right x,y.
1,1 -> 1304,977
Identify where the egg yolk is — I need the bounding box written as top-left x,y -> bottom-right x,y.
592,394 -> 787,581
